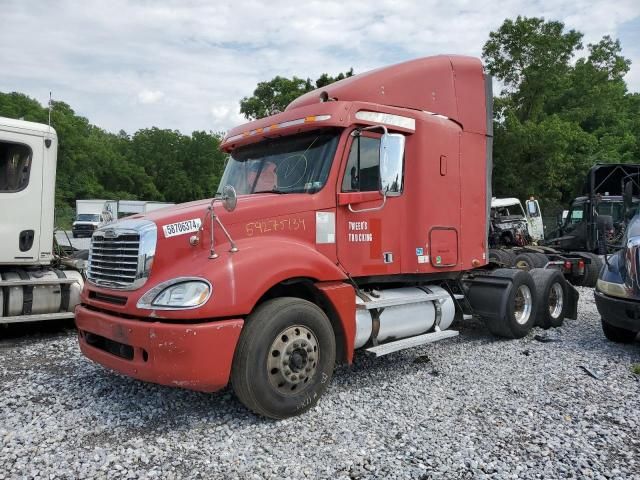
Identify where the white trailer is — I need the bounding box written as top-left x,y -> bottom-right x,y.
0,116 -> 84,323
118,200 -> 174,217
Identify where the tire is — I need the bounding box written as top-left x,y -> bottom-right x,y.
231,297 -> 336,419
501,249 -> 517,267
514,252 -> 547,271
489,249 -> 515,266
482,269 -> 538,339
530,268 -> 567,329
601,318 -> 638,343
572,252 -> 602,287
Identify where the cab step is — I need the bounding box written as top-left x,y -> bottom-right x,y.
365,329 -> 459,357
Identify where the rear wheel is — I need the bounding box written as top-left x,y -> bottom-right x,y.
601,319 -> 638,344
483,269 -> 538,339
572,252 -> 602,287
514,252 -> 547,271
489,249 -> 515,266
231,297 -> 336,419
530,268 -> 567,328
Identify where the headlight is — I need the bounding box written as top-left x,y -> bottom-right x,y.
137,278 -> 212,310
596,279 -> 631,299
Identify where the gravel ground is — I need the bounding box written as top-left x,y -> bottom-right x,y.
1,287 -> 639,479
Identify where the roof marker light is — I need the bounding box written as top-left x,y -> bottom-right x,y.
223,115 -> 332,144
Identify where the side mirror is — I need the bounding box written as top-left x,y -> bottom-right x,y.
379,132 -> 405,197
221,185 -> 237,212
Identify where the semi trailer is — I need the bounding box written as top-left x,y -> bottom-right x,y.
75,55 -> 579,418
0,117 -> 85,324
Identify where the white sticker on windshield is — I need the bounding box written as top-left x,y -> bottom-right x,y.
163,218 -> 202,238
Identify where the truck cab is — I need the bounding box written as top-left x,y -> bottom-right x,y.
75,56 -> 578,418
490,197 -> 544,246
546,164 -> 640,254
0,117 -> 84,323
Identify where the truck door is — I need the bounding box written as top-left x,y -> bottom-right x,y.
0,129 -> 44,264
335,131 -> 403,277
525,199 -> 544,241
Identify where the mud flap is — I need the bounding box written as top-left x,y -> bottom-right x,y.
565,282 -> 579,320
462,273 -> 513,322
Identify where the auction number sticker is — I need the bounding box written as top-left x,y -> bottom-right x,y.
163,218 -> 202,238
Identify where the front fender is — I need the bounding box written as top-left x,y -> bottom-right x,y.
204,236 -> 347,317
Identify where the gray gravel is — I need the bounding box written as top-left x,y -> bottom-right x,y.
1,287 -> 639,479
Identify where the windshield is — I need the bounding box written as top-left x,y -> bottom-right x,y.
77,214 -> 100,222
218,129 -> 340,195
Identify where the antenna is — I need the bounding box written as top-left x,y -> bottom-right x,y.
48,91 -> 52,132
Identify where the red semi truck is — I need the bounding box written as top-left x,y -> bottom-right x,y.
76,55 -> 578,418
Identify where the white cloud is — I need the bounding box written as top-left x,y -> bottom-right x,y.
137,89 -> 164,104
1,0 -> 639,134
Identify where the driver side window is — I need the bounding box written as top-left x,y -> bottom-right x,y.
342,136 -> 380,192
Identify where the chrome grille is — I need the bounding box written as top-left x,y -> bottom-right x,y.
87,220 -> 157,290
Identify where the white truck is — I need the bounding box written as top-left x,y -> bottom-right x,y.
72,199 -> 117,238
490,197 -> 544,244
1,116 -> 84,323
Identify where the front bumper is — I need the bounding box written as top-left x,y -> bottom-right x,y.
594,290 -> 640,332
76,305 -> 244,392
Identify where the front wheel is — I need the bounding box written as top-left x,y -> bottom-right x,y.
231,297 -> 336,419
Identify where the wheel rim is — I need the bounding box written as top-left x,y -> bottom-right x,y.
516,260 -> 530,271
548,282 -> 564,319
514,284 -> 533,325
267,325 -> 319,395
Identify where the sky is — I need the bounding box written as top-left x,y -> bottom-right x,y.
2,0 -> 639,135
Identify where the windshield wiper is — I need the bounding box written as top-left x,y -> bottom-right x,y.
253,189 -> 288,194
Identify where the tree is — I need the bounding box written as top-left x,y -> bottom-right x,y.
239,69 -> 354,120
483,17 -> 639,210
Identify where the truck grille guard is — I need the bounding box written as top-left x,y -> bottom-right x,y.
87,219 -> 157,290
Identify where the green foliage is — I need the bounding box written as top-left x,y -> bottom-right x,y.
239,69 -> 354,120
484,16 -> 640,211
0,92 -> 227,219
631,364 -> 640,375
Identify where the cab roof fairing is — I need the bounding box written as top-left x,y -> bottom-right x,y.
220,54 -> 488,153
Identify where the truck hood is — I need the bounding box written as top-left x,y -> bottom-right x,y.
139,193 -> 326,230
